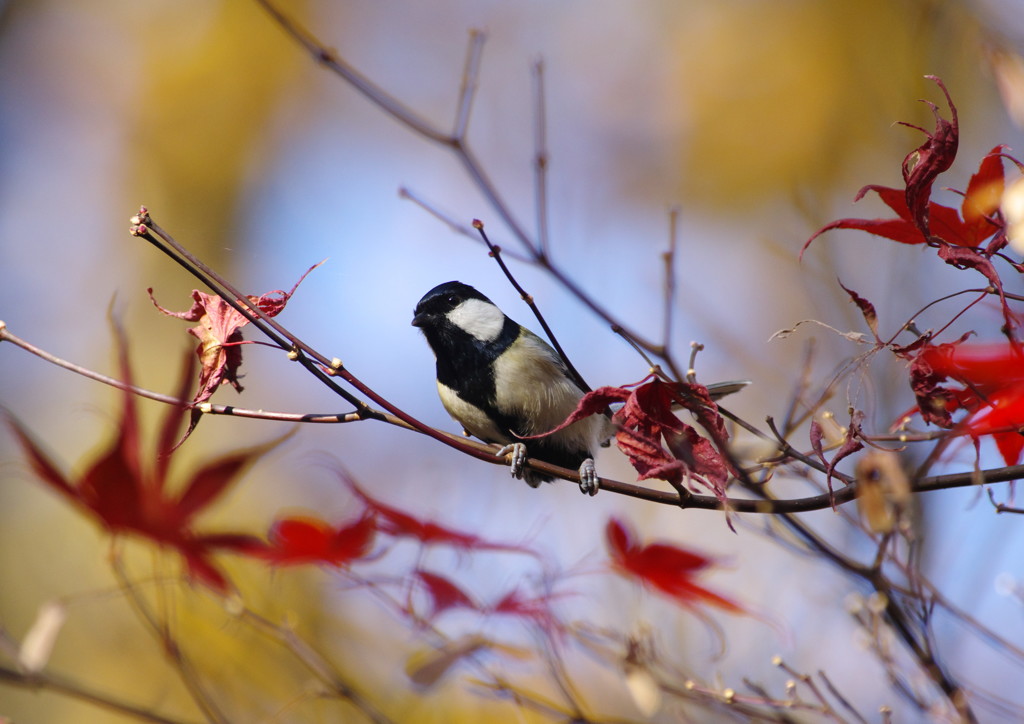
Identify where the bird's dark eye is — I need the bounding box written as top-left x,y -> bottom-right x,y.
446,294 -> 460,305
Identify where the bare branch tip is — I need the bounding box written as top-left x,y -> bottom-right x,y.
472,218 -> 484,229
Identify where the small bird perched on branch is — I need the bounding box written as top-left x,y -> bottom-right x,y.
413,280 -> 607,494
412,280 -> 745,495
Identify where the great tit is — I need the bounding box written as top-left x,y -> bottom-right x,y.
412,281 -> 748,495
412,280 -> 609,494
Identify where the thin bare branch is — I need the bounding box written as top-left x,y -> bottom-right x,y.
473,220 -> 593,392
252,0 -> 450,144
662,206 -> 680,352
397,187 -> 533,263
453,29 -> 486,140
532,58 -> 551,259
0,665 -> 199,724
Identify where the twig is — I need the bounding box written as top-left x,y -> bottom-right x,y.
251,0 -> 448,144
473,220 -> 593,392
780,339 -> 817,437
397,187 -> 532,263
0,664 -> 199,724
109,553 -> 230,724
532,58 -> 551,260
237,609 -> 394,724
9,308 -> 1024,513
662,207 -> 680,354
453,29 -> 486,140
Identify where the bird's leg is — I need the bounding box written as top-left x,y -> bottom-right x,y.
578,458 -> 599,496
496,443 -> 528,480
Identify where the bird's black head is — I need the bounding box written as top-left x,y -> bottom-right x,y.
412,280 -> 518,359
412,281 -> 493,330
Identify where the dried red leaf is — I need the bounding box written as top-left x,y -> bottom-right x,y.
809,420 -> 826,467
900,76 -> 959,237
148,261 -> 323,408
149,290 -> 248,406
839,282 -> 879,341
824,410 -> 865,504
802,85 -> 1010,257
534,376 -> 733,503
606,517 -> 743,614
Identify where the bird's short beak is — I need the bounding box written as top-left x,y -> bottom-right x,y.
411,313 -> 427,328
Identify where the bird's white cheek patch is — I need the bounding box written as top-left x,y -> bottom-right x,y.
437,382 -> 509,444
446,298 -> 505,342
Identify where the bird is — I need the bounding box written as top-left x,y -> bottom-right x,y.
412,280 -> 749,495
412,280 -> 609,494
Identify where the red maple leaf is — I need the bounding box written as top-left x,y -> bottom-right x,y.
5,330 -> 278,593
802,149 -> 1007,252
801,79 -> 985,252
905,341 -> 1024,465
256,513 -> 376,567
605,517 -> 743,614
149,260 -> 323,408
802,78 -> 1020,334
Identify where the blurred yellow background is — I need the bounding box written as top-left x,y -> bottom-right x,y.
2,0 -> 1023,721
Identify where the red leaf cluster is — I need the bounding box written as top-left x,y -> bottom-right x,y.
907,340 -> 1024,465
605,518 -> 743,614
6,332 -> 276,593
802,77 -> 1021,332
537,375 -> 733,502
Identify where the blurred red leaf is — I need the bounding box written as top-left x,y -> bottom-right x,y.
413,570 -> 481,621
606,517 -> 743,614
489,586 -> 566,635
343,476 -> 538,557
6,330 -> 282,593
258,514 -> 376,567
